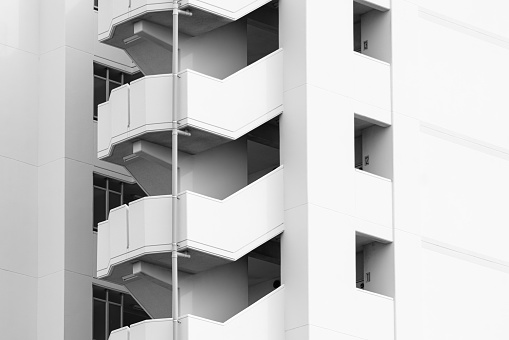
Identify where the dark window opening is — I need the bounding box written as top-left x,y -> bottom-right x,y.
93,285 -> 151,340
93,174 -> 147,231
247,234 -> 281,305
246,1 -> 279,65
93,63 -> 143,120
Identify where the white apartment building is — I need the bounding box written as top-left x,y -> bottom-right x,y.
2,0 -> 509,340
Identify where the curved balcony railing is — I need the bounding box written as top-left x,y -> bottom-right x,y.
98,49 -> 283,159
97,166 -> 284,279
99,0 -> 273,41
108,286 -> 284,340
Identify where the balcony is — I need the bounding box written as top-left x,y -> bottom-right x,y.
353,289 -> 394,340
98,0 -> 274,44
97,166 -> 284,282
108,286 -> 284,340
98,49 -> 283,163
352,52 -> 391,126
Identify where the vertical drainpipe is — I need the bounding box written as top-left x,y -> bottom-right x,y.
171,1 -> 179,340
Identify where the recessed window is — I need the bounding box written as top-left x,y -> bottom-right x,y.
93,285 -> 151,340
93,174 -> 147,231
355,232 -> 393,297
353,1 -> 391,62
93,63 -> 143,120
354,117 -> 392,179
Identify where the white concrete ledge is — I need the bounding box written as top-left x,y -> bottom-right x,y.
354,169 -> 392,230
352,52 -> 391,126
97,166 -> 284,278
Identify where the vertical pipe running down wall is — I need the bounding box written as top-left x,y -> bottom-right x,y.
171,1 -> 179,340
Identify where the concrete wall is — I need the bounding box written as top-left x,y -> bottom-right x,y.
391,0 -> 509,338
360,9 -> 391,63
126,19 -> 247,78
184,138 -> 248,199
0,1 -> 138,339
181,20 -> 247,79
363,242 -> 394,297
181,259 -> 248,322
362,124 -> 393,179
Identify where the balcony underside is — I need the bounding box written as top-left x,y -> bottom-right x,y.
102,126 -> 232,166
102,8 -> 230,49
98,248 -> 235,286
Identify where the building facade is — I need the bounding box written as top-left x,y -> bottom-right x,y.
2,0 -> 509,339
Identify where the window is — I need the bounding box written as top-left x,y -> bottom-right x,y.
94,0 -> 98,11
93,285 -> 150,340
93,174 -> 147,231
93,63 -> 143,120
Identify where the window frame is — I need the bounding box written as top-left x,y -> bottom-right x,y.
93,63 -> 142,121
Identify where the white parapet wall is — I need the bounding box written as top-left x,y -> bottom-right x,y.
111,286 -> 285,340
98,0 -> 273,42
96,166 -> 284,278
354,169 -> 392,231
352,52 -> 391,126
97,49 -> 283,159
354,289 -> 394,340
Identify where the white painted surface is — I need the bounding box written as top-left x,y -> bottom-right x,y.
97,167 -> 284,277
422,247 -> 509,339
99,0 -> 272,41
354,169 -> 392,229
98,49 -> 283,159
352,52 -> 391,126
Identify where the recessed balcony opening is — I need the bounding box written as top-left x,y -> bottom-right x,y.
354,116 -> 392,180
247,116 -> 280,184
247,234 -> 281,305
355,232 -> 393,297
353,1 -> 391,63
246,0 -> 279,65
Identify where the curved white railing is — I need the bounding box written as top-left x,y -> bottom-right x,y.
108,286 -> 285,340
99,0 -> 273,41
97,166 -> 284,278
98,49 -> 283,159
